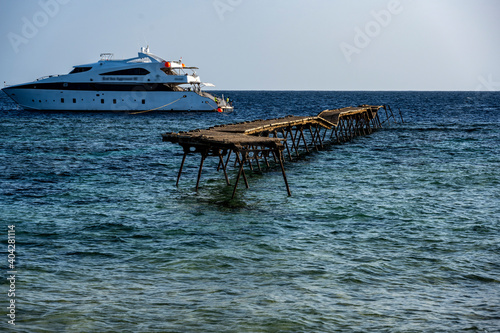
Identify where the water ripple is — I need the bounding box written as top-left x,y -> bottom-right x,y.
1,91 -> 499,332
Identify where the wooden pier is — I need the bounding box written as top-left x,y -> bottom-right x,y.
162,105 -> 399,198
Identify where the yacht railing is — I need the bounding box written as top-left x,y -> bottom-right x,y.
100,53 -> 114,61
36,75 -> 61,81
197,90 -> 216,101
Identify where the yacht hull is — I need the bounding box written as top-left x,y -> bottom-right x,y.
2,88 -> 219,112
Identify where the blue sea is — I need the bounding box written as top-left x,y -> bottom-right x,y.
1,91 -> 499,332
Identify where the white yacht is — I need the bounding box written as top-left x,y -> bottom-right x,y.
2,47 -> 233,112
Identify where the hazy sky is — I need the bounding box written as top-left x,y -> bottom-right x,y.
1,0 -> 499,90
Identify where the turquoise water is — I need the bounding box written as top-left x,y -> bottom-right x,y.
1,91 -> 499,332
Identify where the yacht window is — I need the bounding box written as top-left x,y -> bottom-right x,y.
113,99 -> 117,104
73,98 -> 76,103
142,99 -> 146,104
101,99 -> 104,104
61,98 -> 64,103
100,68 -> 150,76
69,67 -> 92,74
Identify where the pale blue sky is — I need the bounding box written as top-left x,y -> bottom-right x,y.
1,0 -> 499,90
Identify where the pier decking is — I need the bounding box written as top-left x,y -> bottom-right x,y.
162,105 -> 399,198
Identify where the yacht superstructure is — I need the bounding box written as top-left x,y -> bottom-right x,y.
2,47 -> 233,112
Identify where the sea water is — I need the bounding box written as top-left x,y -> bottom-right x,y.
1,91 -> 499,332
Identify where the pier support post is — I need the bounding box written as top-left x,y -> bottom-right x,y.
232,151 -> 250,199
280,129 -> 293,161
278,150 -> 291,197
195,150 -> 208,192
299,126 -> 310,153
176,152 -> 187,187
219,154 -> 231,186
398,108 -> 405,123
